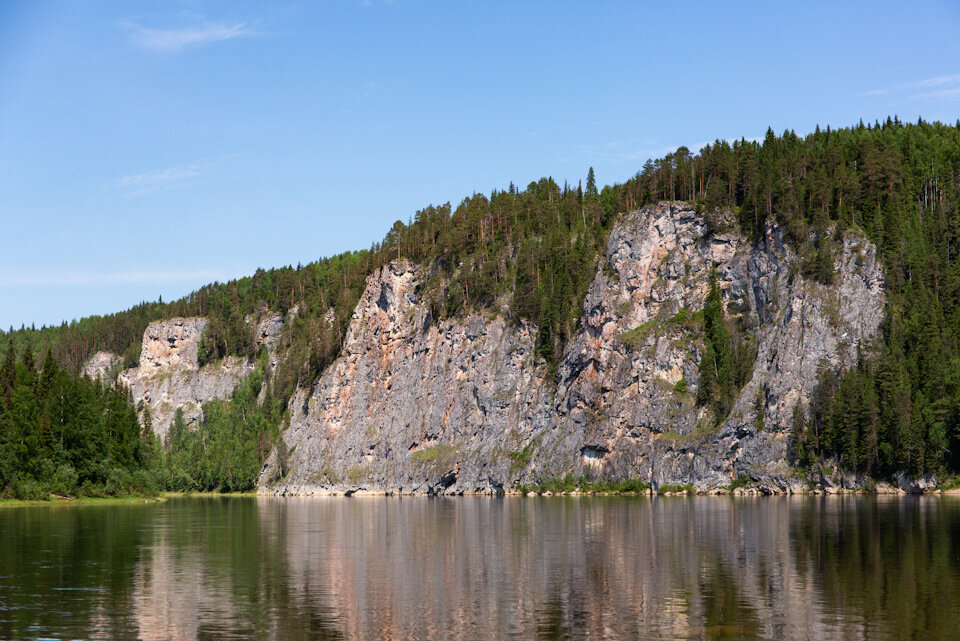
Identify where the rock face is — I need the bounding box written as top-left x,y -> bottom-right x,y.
84,316 -> 282,440
81,351 -> 122,383
261,202 -> 885,495
532,204 -> 884,493
138,318 -> 207,371
253,310 -> 284,385
263,261 -> 547,494
118,355 -> 254,439
252,310 -> 284,354
117,317 -> 256,438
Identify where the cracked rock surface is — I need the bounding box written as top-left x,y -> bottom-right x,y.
86,316 -> 283,439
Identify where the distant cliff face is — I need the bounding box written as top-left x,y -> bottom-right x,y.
115,317 -> 255,438
261,203 -> 885,495
81,351 -> 122,382
138,317 -> 207,371
85,315 -> 282,439
262,261 -> 547,494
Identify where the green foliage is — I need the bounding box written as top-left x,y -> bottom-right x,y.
0,350 -> 159,499
162,367 -> 284,492
799,355 -> 883,474
516,473 -> 650,495
506,438 -> 540,473
404,175 -> 616,369
754,386 -> 766,431
619,307 -> 703,351
409,443 -> 460,476
4,118 -> 960,483
611,117 -> 960,478
618,322 -> 658,350
656,483 -> 694,494
0,250 -> 372,394
697,272 -> 755,425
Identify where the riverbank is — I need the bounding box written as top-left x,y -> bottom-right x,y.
0,495 -> 166,508
4,485 -> 959,506
0,490 -> 258,508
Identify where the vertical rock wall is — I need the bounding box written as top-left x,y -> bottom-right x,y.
264,261 -> 547,494
531,203 -> 884,491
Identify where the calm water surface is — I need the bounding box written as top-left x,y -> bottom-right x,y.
1,495 -> 959,640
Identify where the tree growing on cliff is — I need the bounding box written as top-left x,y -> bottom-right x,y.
697,272 -> 735,423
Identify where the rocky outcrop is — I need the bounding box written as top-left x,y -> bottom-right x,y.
253,310 -> 284,354
119,355 -> 254,439
262,261 -> 547,494
531,204 -> 884,493
86,315 -> 283,440
117,317 -> 255,438
81,351 -> 122,383
261,202 -> 885,495
138,318 -> 207,371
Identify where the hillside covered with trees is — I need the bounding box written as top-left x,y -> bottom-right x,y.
2,117 -> 959,496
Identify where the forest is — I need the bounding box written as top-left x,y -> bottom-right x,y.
1,117 -> 959,495
0,345 -> 157,499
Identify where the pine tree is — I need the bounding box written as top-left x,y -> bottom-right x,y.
1,339 -> 15,404
585,167 -> 599,225
37,348 -> 57,401
698,271 -> 735,423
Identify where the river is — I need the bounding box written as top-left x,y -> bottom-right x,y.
1,495 -> 958,640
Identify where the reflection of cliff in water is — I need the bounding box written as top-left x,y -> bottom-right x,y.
250,497 -> 960,640
13,496 -> 956,640
130,497 -> 345,641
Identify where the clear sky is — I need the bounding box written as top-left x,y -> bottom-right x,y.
2,1 -> 959,330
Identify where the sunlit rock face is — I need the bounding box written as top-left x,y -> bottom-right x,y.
138,317 -> 208,372
261,260 -> 548,495
115,317 -> 254,438
85,315 -> 283,439
81,351 -> 122,383
263,202 -> 885,495
536,202 -> 884,492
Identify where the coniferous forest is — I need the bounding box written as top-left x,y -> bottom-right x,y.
2,117 -> 960,497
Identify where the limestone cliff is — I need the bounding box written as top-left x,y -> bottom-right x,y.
81,351 -> 122,382
117,318 -> 255,438
85,315 -> 282,439
531,203 -> 884,492
261,202 -> 885,494
263,261 -> 546,494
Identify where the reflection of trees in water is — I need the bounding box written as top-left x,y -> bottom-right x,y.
133,496 -> 345,641
788,497 -> 960,641
8,496 -> 960,640
141,496 -> 960,640
265,498 -> 811,640
698,561 -> 760,641
0,504 -> 148,639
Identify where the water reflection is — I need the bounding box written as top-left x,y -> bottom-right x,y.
1,496 -> 960,640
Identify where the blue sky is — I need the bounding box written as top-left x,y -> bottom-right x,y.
1,1 -> 959,330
